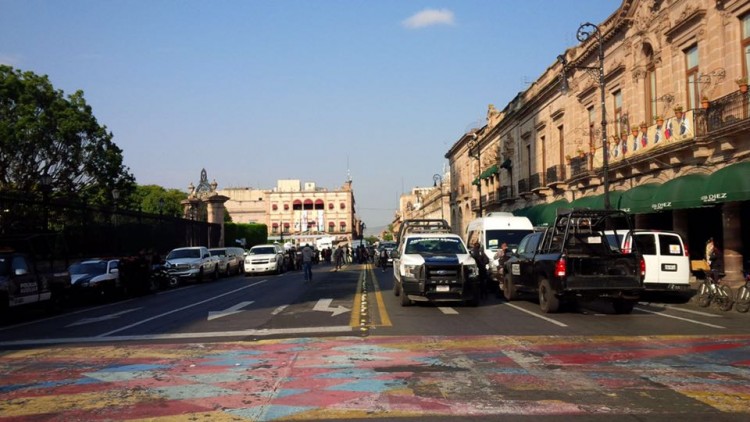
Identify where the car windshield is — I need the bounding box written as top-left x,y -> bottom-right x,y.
250,247 -> 277,255
210,249 -> 226,257
167,249 -> 200,259
485,229 -> 534,251
69,261 -> 107,275
379,242 -> 397,251
404,237 -> 467,255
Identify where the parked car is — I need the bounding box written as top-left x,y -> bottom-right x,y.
245,244 -> 285,275
68,259 -> 120,300
209,247 -> 245,276
164,246 -> 219,282
604,229 -> 691,301
1,248 -> 68,313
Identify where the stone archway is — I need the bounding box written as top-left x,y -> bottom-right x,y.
182,169 -> 229,247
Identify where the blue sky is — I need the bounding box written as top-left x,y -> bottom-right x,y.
1,0 -> 619,231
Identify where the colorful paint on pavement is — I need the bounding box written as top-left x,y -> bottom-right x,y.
1,334 -> 750,420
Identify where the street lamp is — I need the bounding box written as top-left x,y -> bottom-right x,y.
40,173 -> 52,231
559,22 -> 611,210
467,133 -> 483,217
433,173 -> 444,221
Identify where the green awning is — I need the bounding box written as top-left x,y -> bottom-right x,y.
569,194 -> 601,209
538,199 -> 570,226
525,203 -> 547,226
650,173 -> 709,211
472,177 -> 480,186
513,206 -> 531,217
701,161 -> 750,204
480,164 -> 499,179
619,183 -> 660,214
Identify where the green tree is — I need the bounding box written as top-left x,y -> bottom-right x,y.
131,185 -> 186,216
0,65 -> 134,204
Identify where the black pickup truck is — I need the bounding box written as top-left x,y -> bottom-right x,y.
502,209 -> 644,314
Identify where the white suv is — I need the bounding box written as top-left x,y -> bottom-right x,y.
605,229 -> 691,299
245,244 -> 285,275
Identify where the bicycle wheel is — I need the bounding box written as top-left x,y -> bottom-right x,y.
697,282 -> 712,308
717,285 -> 734,312
735,285 -> 750,313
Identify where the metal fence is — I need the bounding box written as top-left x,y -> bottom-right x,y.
0,191 -> 220,262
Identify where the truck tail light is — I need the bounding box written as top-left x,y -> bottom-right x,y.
640,257 -> 646,277
622,238 -> 631,254
555,258 -> 566,278
684,245 -> 689,256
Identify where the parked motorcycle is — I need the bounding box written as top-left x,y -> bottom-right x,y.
150,263 -> 179,290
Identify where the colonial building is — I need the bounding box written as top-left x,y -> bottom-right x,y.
219,179 -> 361,246
444,0 -> 750,287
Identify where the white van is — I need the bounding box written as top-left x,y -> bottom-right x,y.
465,212 -> 534,278
604,229 -> 691,297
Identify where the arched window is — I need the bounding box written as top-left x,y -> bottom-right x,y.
340,202 -> 346,210
303,199 -> 313,210
315,199 -> 324,210
293,200 -> 302,210
272,204 -> 278,211
340,221 -> 347,232
284,203 -> 290,210
328,221 -> 335,233
328,203 -> 334,210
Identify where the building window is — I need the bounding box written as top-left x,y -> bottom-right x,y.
303,199 -> 313,210
315,199 -> 324,210
340,203 -> 346,210
328,222 -> 335,233
272,204 -> 278,211
283,222 -> 290,234
293,200 -> 302,210
685,45 -> 699,110
587,106 -> 597,150
328,203 -> 334,210
284,203 -> 289,210
646,66 -> 657,123
340,222 -> 346,232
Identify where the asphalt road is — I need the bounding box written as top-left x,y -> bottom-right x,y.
1,262 -> 749,420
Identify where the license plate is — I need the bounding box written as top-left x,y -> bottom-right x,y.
436,285 -> 450,292
662,263 -> 677,271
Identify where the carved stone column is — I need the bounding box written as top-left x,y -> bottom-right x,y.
721,202 -> 743,288
206,195 -> 230,248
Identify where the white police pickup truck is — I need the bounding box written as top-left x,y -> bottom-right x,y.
392,219 -> 480,307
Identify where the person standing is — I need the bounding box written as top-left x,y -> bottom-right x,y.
334,245 -> 344,271
470,242 -> 489,300
302,243 -> 314,282
493,242 -> 509,298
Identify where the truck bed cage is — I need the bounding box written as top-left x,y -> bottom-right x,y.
396,219 -> 451,244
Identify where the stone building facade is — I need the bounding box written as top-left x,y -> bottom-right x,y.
219,179 -> 361,246
444,0 -> 750,286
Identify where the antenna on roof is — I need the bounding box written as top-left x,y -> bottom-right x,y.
346,155 -> 352,182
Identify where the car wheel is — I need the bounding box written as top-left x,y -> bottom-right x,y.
393,276 -> 400,296
538,278 -> 560,313
212,266 -> 219,281
503,274 -> 517,301
168,275 -> 179,288
399,284 -> 411,306
612,299 -> 635,314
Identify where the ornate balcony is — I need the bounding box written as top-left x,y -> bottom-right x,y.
546,164 -> 566,188
498,185 -> 513,201
518,178 -> 530,195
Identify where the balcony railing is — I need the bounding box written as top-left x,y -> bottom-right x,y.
498,185 -> 513,201
518,178 -> 529,194
546,164 -> 565,185
529,172 -> 543,190
706,91 -> 749,133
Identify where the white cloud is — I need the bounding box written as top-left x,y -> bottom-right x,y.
402,8 -> 455,29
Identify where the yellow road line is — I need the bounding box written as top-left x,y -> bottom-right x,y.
368,265 -> 392,327
349,265 -> 365,327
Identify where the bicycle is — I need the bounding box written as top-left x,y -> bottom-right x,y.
734,265 -> 750,313
697,268 -> 734,311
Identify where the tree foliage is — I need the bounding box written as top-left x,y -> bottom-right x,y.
0,65 -> 135,205
131,185 -> 186,216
